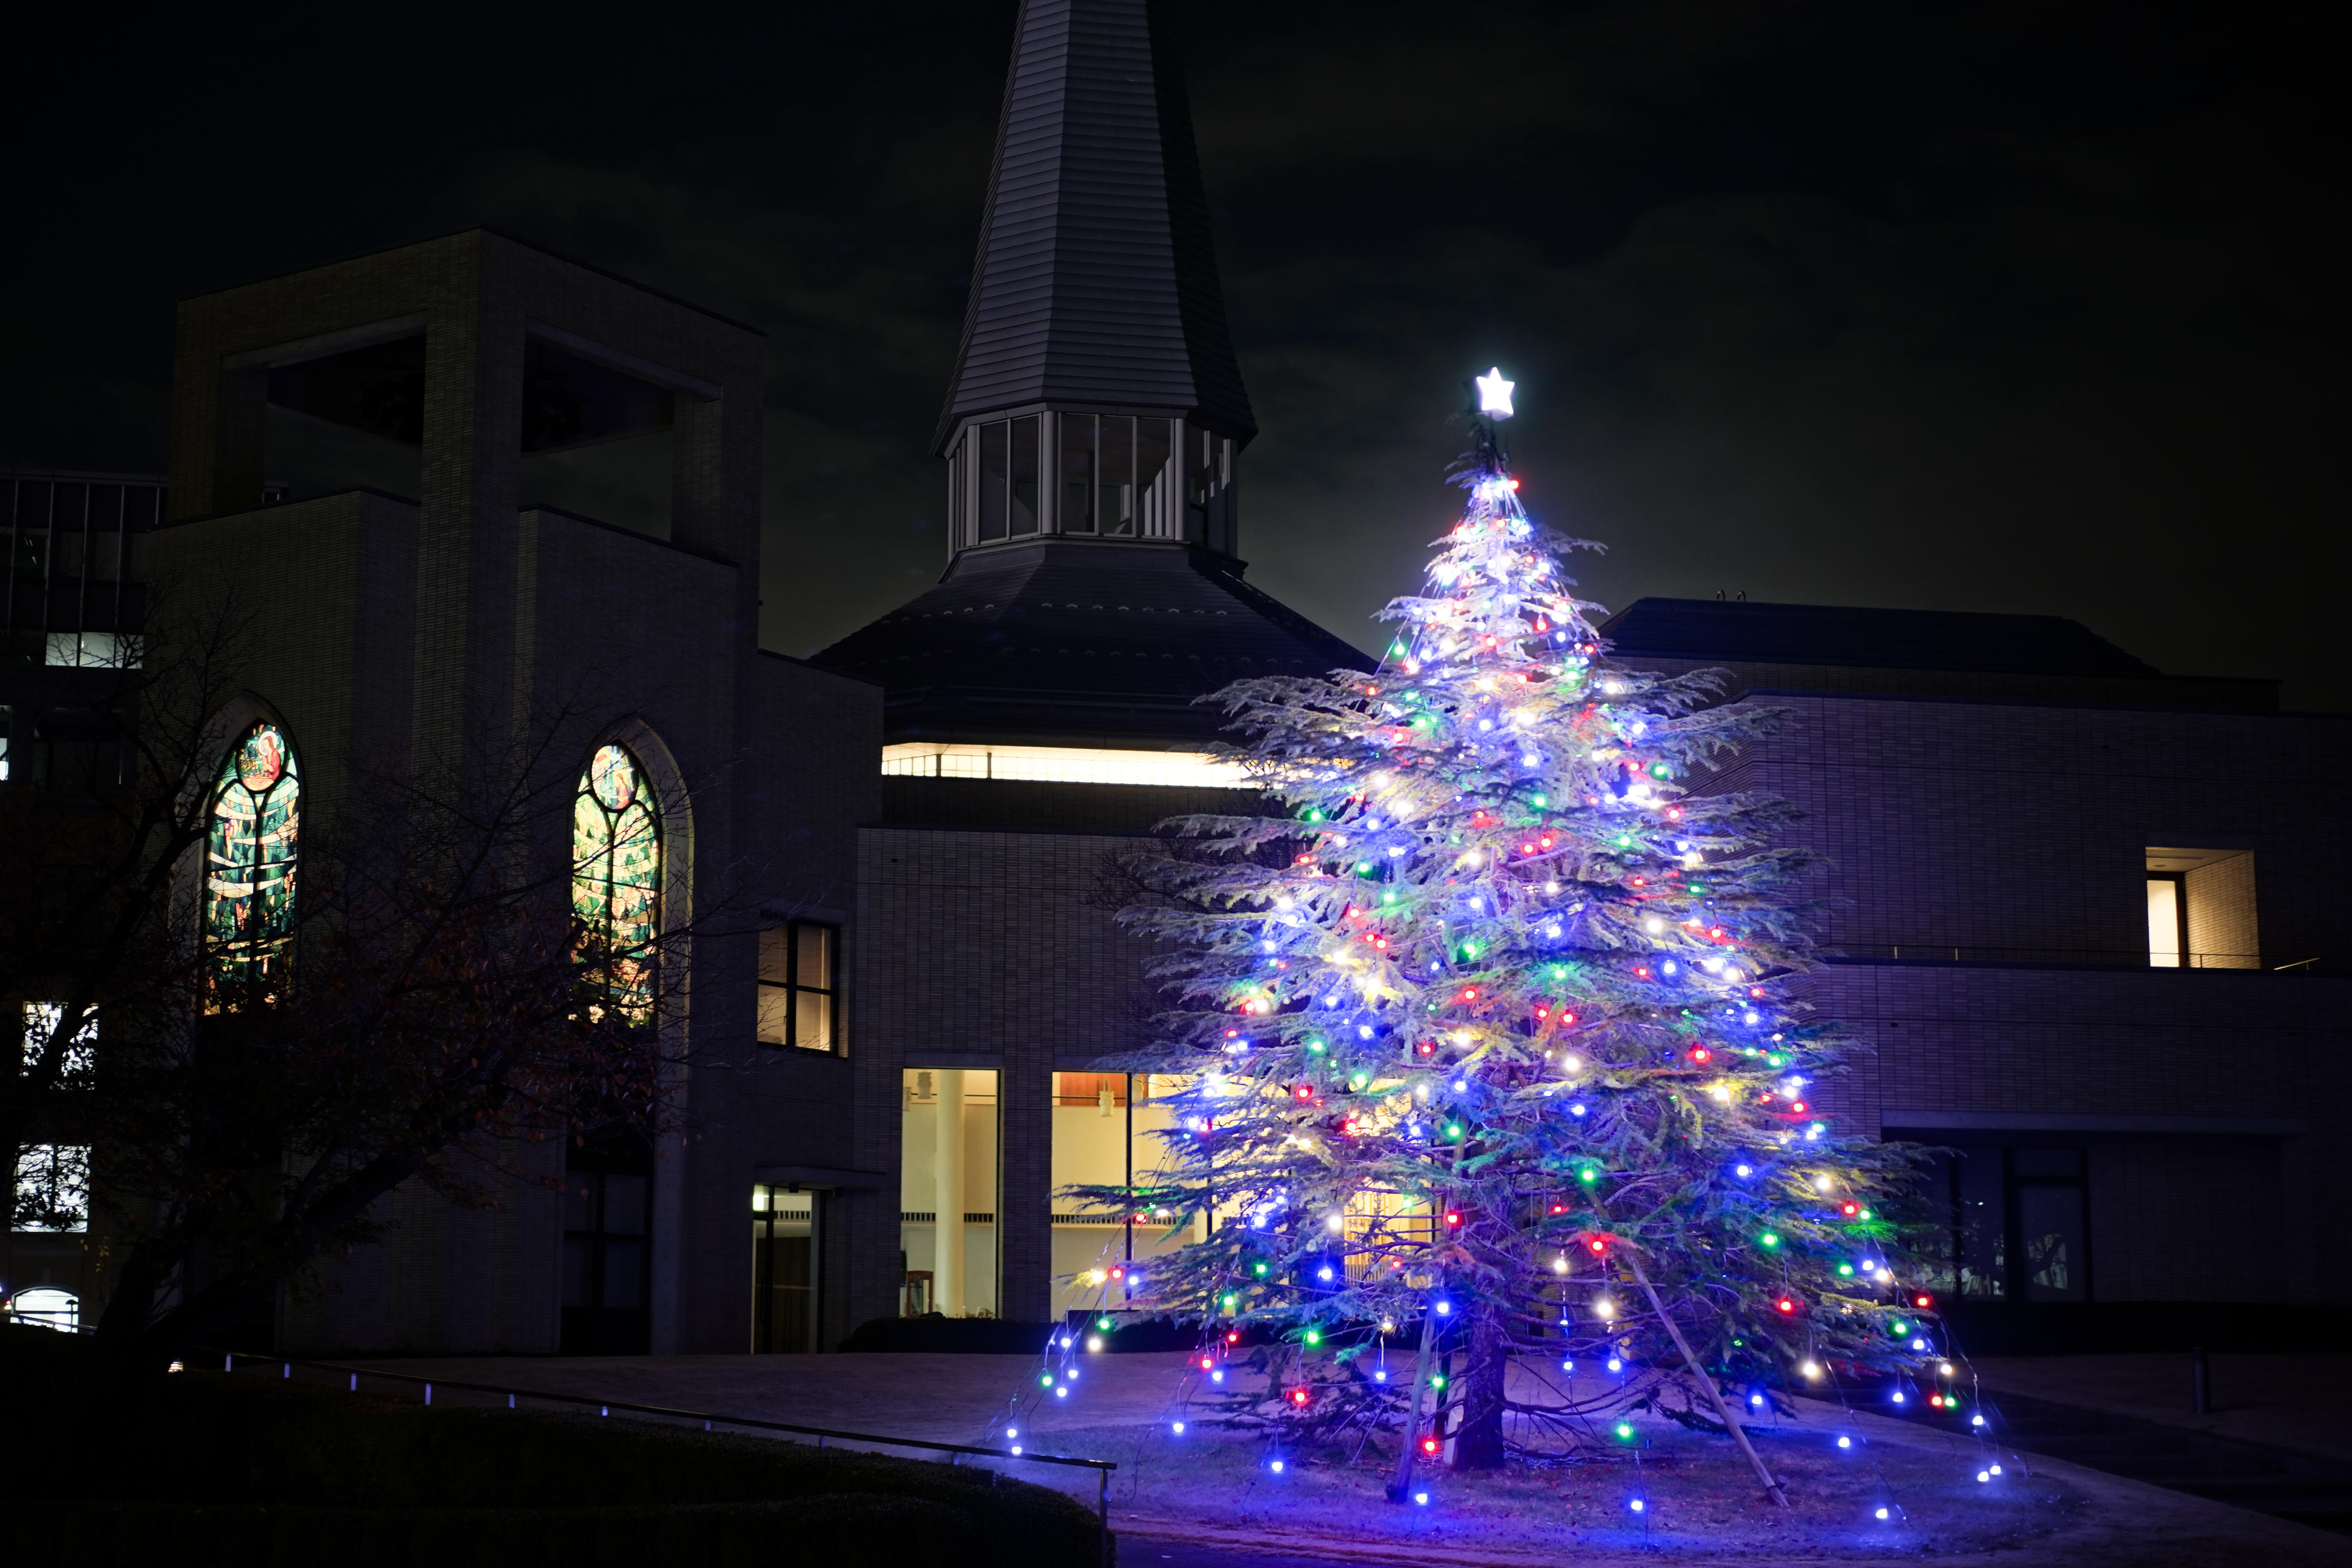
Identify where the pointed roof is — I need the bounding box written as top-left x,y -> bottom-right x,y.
933,0 -> 1254,454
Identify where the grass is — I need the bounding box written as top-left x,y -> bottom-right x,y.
1,1328 -> 1103,1568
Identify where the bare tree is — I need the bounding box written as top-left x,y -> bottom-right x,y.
5,584 -> 720,1397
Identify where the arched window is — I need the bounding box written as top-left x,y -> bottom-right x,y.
204,721 -> 299,1003
572,743 -> 661,1024
7,1286 -> 79,1333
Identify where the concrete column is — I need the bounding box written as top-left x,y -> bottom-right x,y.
933,1070 -> 966,1316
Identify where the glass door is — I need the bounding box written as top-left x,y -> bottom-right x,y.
751,1185 -> 821,1352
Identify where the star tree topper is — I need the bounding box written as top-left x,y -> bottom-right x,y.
1475,366 -> 1515,420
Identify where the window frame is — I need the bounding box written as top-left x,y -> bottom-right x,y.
1915,1142 -> 2092,1303
758,919 -> 843,1054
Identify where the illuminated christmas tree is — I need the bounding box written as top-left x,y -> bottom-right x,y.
1099,370 -> 1933,1499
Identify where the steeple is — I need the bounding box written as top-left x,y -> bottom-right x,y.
935,0 -> 1254,558
813,0 -> 1373,743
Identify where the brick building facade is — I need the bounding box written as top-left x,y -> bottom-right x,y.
8,0 -> 2344,1356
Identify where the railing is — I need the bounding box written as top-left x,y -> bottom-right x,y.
205,1348 -> 1116,1556
1824,945 -> 2321,972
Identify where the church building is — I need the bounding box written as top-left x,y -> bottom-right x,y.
6,0 -> 2345,1357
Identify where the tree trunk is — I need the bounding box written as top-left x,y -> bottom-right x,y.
1451,1301 -> 1509,1470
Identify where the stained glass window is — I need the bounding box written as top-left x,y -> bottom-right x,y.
573,743 -> 661,1024
204,721 -> 299,1003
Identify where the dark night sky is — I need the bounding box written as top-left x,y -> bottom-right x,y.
5,2 -> 2344,704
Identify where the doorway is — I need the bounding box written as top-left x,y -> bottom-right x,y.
751,1184 -> 822,1353
561,1138 -> 653,1354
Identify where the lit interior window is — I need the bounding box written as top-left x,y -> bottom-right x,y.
22,1003 -> 96,1077
882,744 -> 1250,789
573,743 -> 661,1022
1049,1073 -> 1197,1315
204,721 -> 300,1004
899,1069 -> 998,1319
13,1144 -> 89,1232
7,1286 -> 79,1332
2145,878 -> 2181,968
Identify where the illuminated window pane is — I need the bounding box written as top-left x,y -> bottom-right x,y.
795,924 -> 832,986
204,722 -> 299,1005
899,1070 -> 998,1317
7,1286 -> 78,1332
21,1003 -> 95,1077
2146,878 -> 2181,967
1050,1073 -> 1194,1316
757,985 -> 792,1046
758,920 -> 839,1053
572,744 -> 661,1024
880,743 -> 1250,788
13,1143 -> 89,1232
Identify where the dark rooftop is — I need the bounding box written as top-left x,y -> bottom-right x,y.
1597,598 -> 2165,678
810,540 -> 1373,747
933,0 -> 1253,452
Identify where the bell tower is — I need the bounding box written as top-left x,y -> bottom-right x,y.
933,0 -> 1253,558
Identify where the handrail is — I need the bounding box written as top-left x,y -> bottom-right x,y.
205,1348 -> 1116,1559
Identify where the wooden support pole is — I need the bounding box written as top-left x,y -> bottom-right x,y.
1385,1307 -> 1440,1501
1628,1254 -> 1789,1507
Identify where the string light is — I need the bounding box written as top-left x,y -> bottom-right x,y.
1043,366 -> 1943,1518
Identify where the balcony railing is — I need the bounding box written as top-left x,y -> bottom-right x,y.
1823,944 -> 2327,973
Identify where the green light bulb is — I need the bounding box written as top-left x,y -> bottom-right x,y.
1760,1232 -> 1780,1248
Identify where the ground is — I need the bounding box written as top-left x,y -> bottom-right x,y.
1970,1352 -> 2352,1469
329,1349 -> 2352,1566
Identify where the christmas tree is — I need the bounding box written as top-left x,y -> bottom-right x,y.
1095,369 -> 1933,1500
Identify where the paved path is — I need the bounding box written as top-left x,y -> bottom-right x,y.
1970,1353 -> 2352,1467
